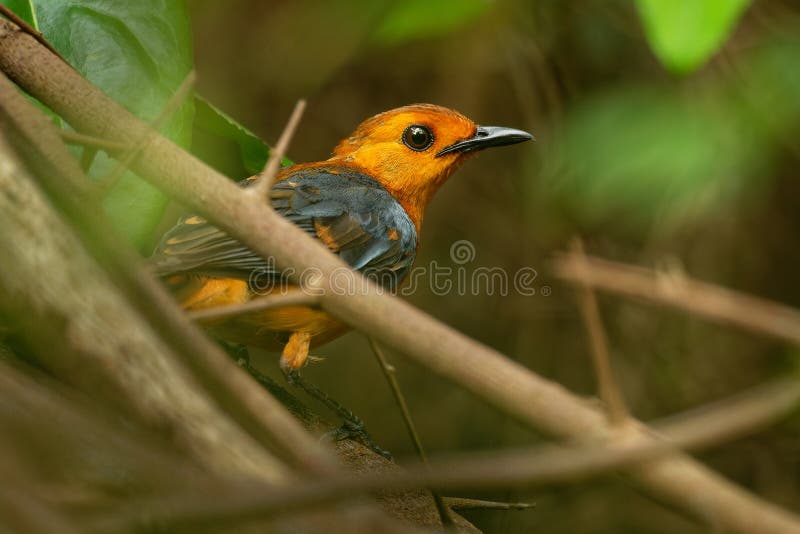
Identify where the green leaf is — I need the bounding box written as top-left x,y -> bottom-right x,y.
34,0 -> 194,251
372,0 -> 490,46
636,0 -> 751,74
1,0 -> 38,27
194,96 -> 290,177
543,87 -> 767,226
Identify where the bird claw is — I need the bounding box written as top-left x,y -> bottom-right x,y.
283,368 -> 301,385
321,420 -> 393,461
320,420 -> 362,444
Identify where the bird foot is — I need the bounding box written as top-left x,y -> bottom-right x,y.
282,368 -> 392,460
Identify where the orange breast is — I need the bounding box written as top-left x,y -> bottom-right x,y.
178,276 -> 349,351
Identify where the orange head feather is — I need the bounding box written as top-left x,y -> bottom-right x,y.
329,104 -> 532,231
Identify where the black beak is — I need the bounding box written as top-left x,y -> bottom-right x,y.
436,125 -> 534,157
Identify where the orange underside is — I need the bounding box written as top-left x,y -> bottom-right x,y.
178,276 -> 349,354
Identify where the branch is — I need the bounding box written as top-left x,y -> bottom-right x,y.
95,69 -> 196,195
0,4 -> 64,62
188,292 -> 319,322
251,98 -> 306,197
119,376 -> 800,530
571,239 -> 629,425
553,252 -> 800,346
2,19 -> 798,532
0,125 -> 288,482
368,338 -> 454,526
59,129 -> 130,152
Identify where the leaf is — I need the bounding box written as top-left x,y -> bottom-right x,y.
636,0 -> 751,74
194,96 -> 290,177
1,0 -> 38,27
372,0 -> 490,46
543,87 -> 767,226
33,0 -> 194,250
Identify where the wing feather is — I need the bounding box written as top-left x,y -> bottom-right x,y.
151,168 -> 417,289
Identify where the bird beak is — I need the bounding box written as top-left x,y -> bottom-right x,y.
436,125 -> 534,157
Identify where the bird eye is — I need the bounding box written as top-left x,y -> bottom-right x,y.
402,125 -> 434,151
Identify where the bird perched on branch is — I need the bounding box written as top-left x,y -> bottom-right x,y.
153,103 -> 531,378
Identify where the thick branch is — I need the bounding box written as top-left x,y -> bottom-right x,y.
0,132 -> 288,482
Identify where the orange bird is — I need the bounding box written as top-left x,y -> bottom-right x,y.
152,104 -> 532,372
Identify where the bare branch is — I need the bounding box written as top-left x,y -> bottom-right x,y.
553,252 -> 800,347
188,292 -> 319,322
444,498 -> 535,511
571,239 -> 629,425
0,125 -> 288,482
59,129 -> 130,152
251,99 -> 306,198
96,69 -> 197,195
0,4 -> 65,62
368,337 -> 454,526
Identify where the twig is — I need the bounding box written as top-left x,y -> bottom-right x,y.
553,252 -> 800,347
443,498 -> 535,511
59,130 -> 130,152
4,22 -> 798,532
570,239 -> 629,425
79,145 -> 97,172
120,376 -> 800,530
188,292 -> 319,322
0,4 -> 65,63
94,70 -> 197,196
251,99 -> 306,198
367,337 -> 454,527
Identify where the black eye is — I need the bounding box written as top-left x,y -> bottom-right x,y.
402,125 -> 434,151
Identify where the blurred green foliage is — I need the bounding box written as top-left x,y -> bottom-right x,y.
546,30 -> 800,227
371,0 -> 491,46
636,0 -> 751,74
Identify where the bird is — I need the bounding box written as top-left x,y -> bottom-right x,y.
152,103 -> 532,378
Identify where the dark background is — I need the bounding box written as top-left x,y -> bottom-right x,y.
187,1 -> 800,531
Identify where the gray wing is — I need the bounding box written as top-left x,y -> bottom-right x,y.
151,167 -> 417,289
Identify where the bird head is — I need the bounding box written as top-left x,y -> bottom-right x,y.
331,104 -> 532,228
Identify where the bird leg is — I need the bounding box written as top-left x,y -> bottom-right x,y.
280,331 -> 392,460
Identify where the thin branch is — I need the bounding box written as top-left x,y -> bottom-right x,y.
571,239 -> 629,425
553,252 -> 800,347
59,129 -> 130,152
367,337 -> 454,527
119,376 -> 800,530
251,99 -> 306,198
443,498 -> 535,511
188,292 -> 319,322
4,22 -> 798,532
0,4 -> 65,63
95,69 -> 197,196
79,145 -> 97,172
